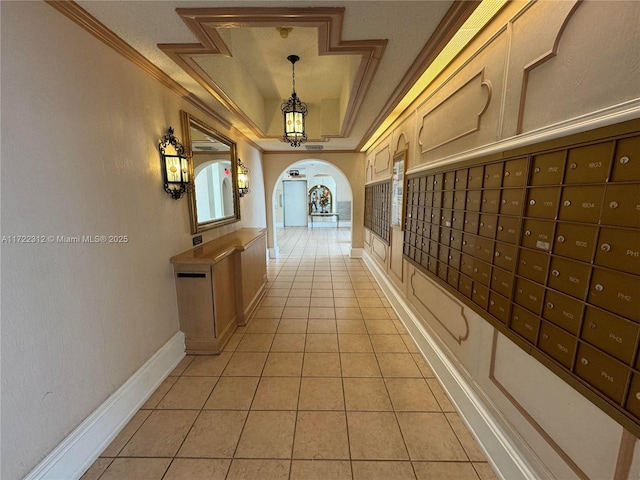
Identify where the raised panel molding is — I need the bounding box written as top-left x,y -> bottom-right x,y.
371,235 -> 388,264
365,158 -> 374,183
374,146 -> 391,174
409,268 -> 469,344
418,70 -> 492,154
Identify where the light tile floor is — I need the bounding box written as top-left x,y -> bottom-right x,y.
82,227 -> 498,480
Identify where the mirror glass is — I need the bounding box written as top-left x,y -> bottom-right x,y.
181,111 -> 240,233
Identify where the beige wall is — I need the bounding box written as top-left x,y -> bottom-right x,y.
0,3 -> 265,479
364,1 -> 640,479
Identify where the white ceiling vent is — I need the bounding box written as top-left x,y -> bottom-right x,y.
305,145 -> 324,151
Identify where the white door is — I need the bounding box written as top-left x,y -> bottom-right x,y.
283,180 -> 308,227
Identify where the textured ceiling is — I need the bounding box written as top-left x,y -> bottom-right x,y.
77,1 -> 461,152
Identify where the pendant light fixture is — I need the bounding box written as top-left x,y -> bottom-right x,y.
281,55 -> 307,147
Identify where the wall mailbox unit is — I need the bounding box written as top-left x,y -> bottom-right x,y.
364,180 -> 391,244
401,121 -> 640,435
170,228 -> 267,354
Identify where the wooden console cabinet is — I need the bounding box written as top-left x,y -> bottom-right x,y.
170,228 -> 267,354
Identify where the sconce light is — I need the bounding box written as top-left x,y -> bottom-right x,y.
159,126 -> 190,200
281,55 -> 307,147
237,158 -> 250,197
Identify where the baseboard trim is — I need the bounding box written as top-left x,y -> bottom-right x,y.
363,252 -> 540,480
25,332 -> 186,480
268,246 -> 280,259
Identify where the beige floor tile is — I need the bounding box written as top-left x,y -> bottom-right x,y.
223,333 -> 244,352
251,377 -> 300,410
333,289 -> 356,298
226,459 -> 290,480
370,334 -> 409,353
276,319 -> 308,333
254,306 -> 285,318
99,458 -> 171,480
377,353 -> 422,377
163,459 -> 230,480
141,376 -> 177,409
235,411 -> 296,458
335,307 -> 364,319
344,378 -> 393,411
347,411 -> 409,460
311,289 -> 334,298
246,318 -> 280,334
401,335 -> 420,353
307,319 -> 337,334
290,460 -> 352,480
308,306 -> 336,318
357,297 -> 384,308
337,320 -> 368,334
364,319 -> 398,334
267,288 -> 292,297
340,353 -> 382,377
334,297 -> 359,308
338,334 -> 373,352
271,333 -> 306,352
204,376 -> 259,410
236,333 -> 275,352
332,281 -> 353,290
385,378 -> 441,412
271,281 -> 293,289
397,412 -> 468,461
427,378 -> 456,411
412,354 -> 434,377
413,462 -> 479,479
393,320 -> 409,334
120,410 -> 198,457
289,288 -> 312,298
352,461 -> 416,480
80,458 -> 112,480
222,352 -> 268,376
354,290 -> 380,299
292,281 -> 313,289
183,352 -> 233,376
157,376 -> 218,410
302,352 -> 342,376
446,412 -> 487,461
101,410 -> 151,457
293,411 -> 350,459
298,377 -> 345,410
473,462 -> 499,480
305,333 -> 339,352
260,297 -> 288,307
313,281 -> 333,289
169,356 -> 194,376
262,352 -> 304,376
282,306 -> 310,318
178,410 -> 247,458
361,307 -> 391,319
286,297 -> 311,307
310,297 -> 335,307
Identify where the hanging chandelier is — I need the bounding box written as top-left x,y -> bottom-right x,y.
281,55 -> 308,147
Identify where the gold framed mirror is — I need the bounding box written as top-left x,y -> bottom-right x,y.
181,111 -> 241,234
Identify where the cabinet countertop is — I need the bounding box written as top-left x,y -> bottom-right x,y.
170,228 -> 266,265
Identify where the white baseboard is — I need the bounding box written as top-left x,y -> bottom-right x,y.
25,332 -> 186,480
363,252 -> 540,480
268,246 -> 280,258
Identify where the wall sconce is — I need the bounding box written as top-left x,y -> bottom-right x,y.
281,55 -> 307,147
159,126 -> 190,199
237,158 -> 250,197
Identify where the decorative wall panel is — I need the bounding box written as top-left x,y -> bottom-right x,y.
403,120 -> 640,435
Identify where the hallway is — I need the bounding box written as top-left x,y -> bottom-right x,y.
82,227 -> 497,480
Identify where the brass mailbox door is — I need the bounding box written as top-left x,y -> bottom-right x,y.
478,214 -> 498,238
462,234 -> 477,256
611,135 -> 640,182
564,141 -> 614,184
426,175 -> 434,192
514,277 -> 545,315
496,216 -> 520,244
543,289 -> 583,335
460,254 -> 475,277
493,242 -> 517,272
451,211 -> 464,231
595,227 -> 640,275
432,190 -> 443,209
589,268 -> 640,322
459,274 -> 473,298
574,343 -> 629,404
481,189 -> 501,214
438,262 -> 448,282
526,187 -> 561,219
433,173 -> 444,191
443,191 -> 454,209
553,223 -> 598,262
444,171 -> 456,190
503,158 -> 528,187
538,321 -> 577,369
439,227 -> 452,246
484,162 -> 504,188
449,230 -> 463,251
448,248 -> 461,270
472,283 -> 489,309
581,306 -> 639,364
511,305 -> 541,344
440,209 -> 453,228
518,248 -> 550,285
439,246 -> 450,265
429,239 -> 439,258
489,291 -> 510,324
491,266 -> 514,298
428,256 -> 438,275
548,257 -> 591,301
453,190 -> 467,211
466,190 -> 482,212
464,212 -> 480,234
474,236 -> 495,263
472,259 -> 491,286
531,150 -> 566,186
522,219 -> 555,252
625,374 -> 640,419
448,269 -> 460,289
455,168 -> 469,188
500,189 -> 524,216
468,166 -> 484,189
559,185 -> 605,223
601,184 -> 640,228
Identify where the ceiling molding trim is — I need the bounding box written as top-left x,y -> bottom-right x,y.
158,8 -> 387,141
358,0 -> 481,151
45,1 -> 232,130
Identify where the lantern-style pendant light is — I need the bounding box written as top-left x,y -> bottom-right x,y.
281,55 -> 308,147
